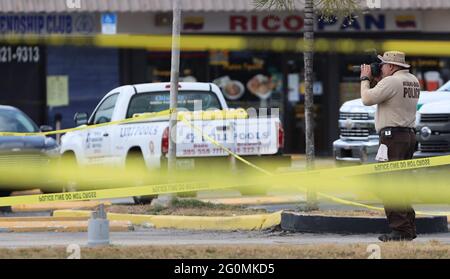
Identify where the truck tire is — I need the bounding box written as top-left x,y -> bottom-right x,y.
0,191 -> 12,213
238,185 -> 268,196
126,149 -> 155,205
61,152 -> 79,193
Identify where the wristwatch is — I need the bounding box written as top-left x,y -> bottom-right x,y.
360,76 -> 371,82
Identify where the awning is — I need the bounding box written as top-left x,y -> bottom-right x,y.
0,0 -> 449,13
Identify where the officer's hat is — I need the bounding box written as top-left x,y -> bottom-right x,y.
377,51 -> 410,68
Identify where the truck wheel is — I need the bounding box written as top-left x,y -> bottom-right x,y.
238,185 -> 268,196
126,150 -> 156,205
61,152 -> 79,192
133,196 -> 154,205
0,191 -> 12,213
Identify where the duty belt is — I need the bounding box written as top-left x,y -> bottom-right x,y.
379,126 -> 416,136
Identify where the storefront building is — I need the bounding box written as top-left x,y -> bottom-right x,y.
1,0 -> 450,155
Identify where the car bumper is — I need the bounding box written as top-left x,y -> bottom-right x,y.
413,151 -> 450,158
160,154 -> 290,172
333,139 -> 379,163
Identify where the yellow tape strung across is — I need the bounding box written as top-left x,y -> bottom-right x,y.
0,108 -> 246,137
0,110 -> 448,216
0,155 -> 448,214
177,108 -> 249,121
0,109 -> 172,137
180,118 -> 273,176
0,182 -> 215,207
2,34 -> 450,56
180,119 -> 450,216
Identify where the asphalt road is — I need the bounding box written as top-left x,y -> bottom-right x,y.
0,228 -> 449,248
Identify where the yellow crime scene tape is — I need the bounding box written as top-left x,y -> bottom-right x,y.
0,109 -> 172,137
0,109 -> 449,216
0,182 -> 220,207
2,34 -> 450,56
180,117 -> 450,216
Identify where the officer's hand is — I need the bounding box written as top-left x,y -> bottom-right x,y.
360,64 -> 372,79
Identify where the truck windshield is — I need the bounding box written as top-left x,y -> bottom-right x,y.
437,80 -> 450,92
0,108 -> 39,133
126,91 -> 222,118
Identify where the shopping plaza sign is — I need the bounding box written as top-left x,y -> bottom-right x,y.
182,12 -> 422,33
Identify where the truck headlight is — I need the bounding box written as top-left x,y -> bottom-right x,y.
420,126 -> 432,140
43,137 -> 60,157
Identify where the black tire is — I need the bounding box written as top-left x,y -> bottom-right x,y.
126,149 -> 156,205
61,152 -> 79,193
0,191 -> 12,213
238,185 -> 268,196
132,196 -> 154,205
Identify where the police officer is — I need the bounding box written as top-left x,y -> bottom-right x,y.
360,51 -> 420,242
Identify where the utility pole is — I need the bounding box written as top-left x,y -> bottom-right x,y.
168,0 -> 181,171
304,0 -> 318,210
152,0 -> 181,207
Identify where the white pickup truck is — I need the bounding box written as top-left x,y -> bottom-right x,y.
60,82 -> 284,193
415,98 -> 450,158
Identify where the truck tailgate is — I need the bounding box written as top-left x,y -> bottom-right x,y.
176,118 -> 279,157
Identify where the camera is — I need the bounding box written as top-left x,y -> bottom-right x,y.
351,50 -> 382,78
351,62 -> 382,78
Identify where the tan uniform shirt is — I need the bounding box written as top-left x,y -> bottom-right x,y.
361,70 -> 420,132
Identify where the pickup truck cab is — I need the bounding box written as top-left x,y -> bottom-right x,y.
60,82 -> 284,172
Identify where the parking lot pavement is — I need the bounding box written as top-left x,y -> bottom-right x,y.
0,211 -> 52,218
0,229 -> 448,248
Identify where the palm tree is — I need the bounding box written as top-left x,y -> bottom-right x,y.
253,0 -> 360,209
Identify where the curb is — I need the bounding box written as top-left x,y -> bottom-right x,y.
281,211 -> 449,234
11,201 -> 112,213
199,195 -> 305,206
53,210 -> 282,231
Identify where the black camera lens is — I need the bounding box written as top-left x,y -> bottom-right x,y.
352,62 -> 381,78
371,62 -> 381,78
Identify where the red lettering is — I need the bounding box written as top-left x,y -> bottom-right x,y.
262,15 -> 280,31
284,15 -> 304,31
251,15 -> 258,31
230,16 -> 247,31
230,15 -> 304,32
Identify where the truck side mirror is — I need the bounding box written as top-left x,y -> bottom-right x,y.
39,125 -> 53,132
74,112 -> 89,126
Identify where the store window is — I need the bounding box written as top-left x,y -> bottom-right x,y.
209,51 -> 283,110
146,50 -> 284,111
339,55 -> 450,106
339,54 -> 368,106
409,57 -> 450,91
147,51 -> 209,83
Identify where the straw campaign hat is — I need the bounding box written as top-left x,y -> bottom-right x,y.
377,51 -> 410,68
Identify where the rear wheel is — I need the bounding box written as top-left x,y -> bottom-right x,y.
127,150 -> 155,205
0,191 -> 12,213
238,185 -> 268,196
61,152 -> 79,193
